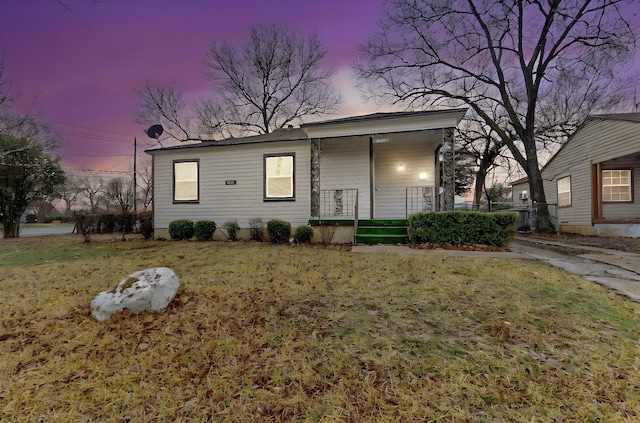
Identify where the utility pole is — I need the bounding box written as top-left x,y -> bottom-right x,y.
133,137 -> 137,217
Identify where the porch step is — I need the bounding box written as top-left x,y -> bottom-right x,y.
356,220 -> 408,245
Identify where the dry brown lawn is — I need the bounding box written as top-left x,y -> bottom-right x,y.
1,234 -> 640,422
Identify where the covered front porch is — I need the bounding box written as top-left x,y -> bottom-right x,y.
302,110 -> 464,222
300,109 -> 465,243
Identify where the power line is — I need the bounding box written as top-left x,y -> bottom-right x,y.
58,130 -> 129,143
66,168 -> 130,174
51,120 -> 133,138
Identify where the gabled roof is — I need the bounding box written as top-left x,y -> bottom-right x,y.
588,112 -> 640,123
542,112 -> 640,170
509,112 -> 640,184
146,127 -> 308,153
300,109 -> 468,127
145,108 -> 468,154
201,127 -> 308,146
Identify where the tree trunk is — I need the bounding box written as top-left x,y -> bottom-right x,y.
472,156 -> 491,211
523,136 -> 551,231
3,217 -> 19,238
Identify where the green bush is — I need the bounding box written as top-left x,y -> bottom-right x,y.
138,211 -> 153,240
223,220 -> 240,240
194,220 -> 217,241
249,217 -> 265,241
408,211 -> 519,247
169,219 -> 195,240
294,225 -> 314,243
267,219 -> 292,244
97,212 -> 135,234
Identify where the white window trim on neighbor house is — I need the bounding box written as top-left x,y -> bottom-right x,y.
557,176 -> 572,207
264,153 -> 295,201
173,160 -> 199,203
602,169 -> 632,202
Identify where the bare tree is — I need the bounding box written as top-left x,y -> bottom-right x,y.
103,177 -> 133,212
77,173 -> 105,212
137,23 -> 342,141
0,58 -> 62,154
356,0 -> 638,226
31,199 -> 56,223
135,82 -> 201,142
137,159 -> 153,211
59,174 -> 82,216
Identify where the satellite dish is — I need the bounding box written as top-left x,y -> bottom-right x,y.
146,124 -> 164,139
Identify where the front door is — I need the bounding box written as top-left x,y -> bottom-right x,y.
371,131 -> 439,219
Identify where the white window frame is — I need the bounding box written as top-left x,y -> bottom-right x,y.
173,160 -> 199,203
602,169 -> 632,202
557,176 -> 571,207
264,153 -> 295,201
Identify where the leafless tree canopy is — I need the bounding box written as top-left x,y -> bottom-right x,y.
137,24 -> 341,141
356,0 -> 639,211
135,82 -> 199,142
0,58 -> 61,157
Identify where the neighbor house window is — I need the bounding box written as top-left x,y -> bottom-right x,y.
602,169 -> 632,202
174,160 -> 199,202
264,153 -> 295,200
557,176 -> 571,207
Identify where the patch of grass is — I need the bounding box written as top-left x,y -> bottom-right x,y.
1,237 -> 640,421
0,234 -> 145,266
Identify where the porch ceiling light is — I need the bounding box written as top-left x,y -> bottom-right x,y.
398,163 -> 405,171
419,172 -> 427,180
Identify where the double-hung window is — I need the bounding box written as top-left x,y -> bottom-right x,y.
602,169 -> 632,202
173,160 -> 199,203
557,176 -> 571,207
264,153 -> 295,200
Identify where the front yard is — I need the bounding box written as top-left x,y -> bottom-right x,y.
1,235 -> 640,422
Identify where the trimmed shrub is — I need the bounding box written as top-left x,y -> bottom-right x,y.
294,225 -> 314,243
249,217 -> 265,241
169,219 -> 194,240
194,220 -> 217,241
267,219 -> 292,244
138,211 -> 153,240
408,211 -> 519,247
74,211 -> 98,242
223,220 -> 240,240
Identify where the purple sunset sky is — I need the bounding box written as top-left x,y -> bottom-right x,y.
0,0 -> 386,173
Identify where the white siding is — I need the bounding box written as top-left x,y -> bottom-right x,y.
542,118 -> 640,228
152,141 -> 311,229
374,131 -> 440,218
511,182 -> 530,206
319,136 -> 371,219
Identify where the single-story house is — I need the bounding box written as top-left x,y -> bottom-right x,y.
147,109 -> 467,242
510,113 -> 640,237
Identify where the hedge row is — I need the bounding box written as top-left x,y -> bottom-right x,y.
408,211 -> 519,247
167,218 -> 314,243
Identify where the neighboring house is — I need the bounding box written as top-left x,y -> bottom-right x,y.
510,113 -> 640,237
147,109 -> 467,241
510,177 -> 530,207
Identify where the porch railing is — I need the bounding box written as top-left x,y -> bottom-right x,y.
319,189 -> 358,218
406,186 -> 437,217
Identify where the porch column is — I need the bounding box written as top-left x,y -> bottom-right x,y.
442,127 -> 455,211
311,139 -> 320,218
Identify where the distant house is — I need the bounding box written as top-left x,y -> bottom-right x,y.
510,113 -> 640,237
147,109 -> 467,242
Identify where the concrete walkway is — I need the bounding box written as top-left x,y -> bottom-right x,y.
352,238 -> 640,303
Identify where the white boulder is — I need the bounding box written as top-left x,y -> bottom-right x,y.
91,267 -> 179,321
